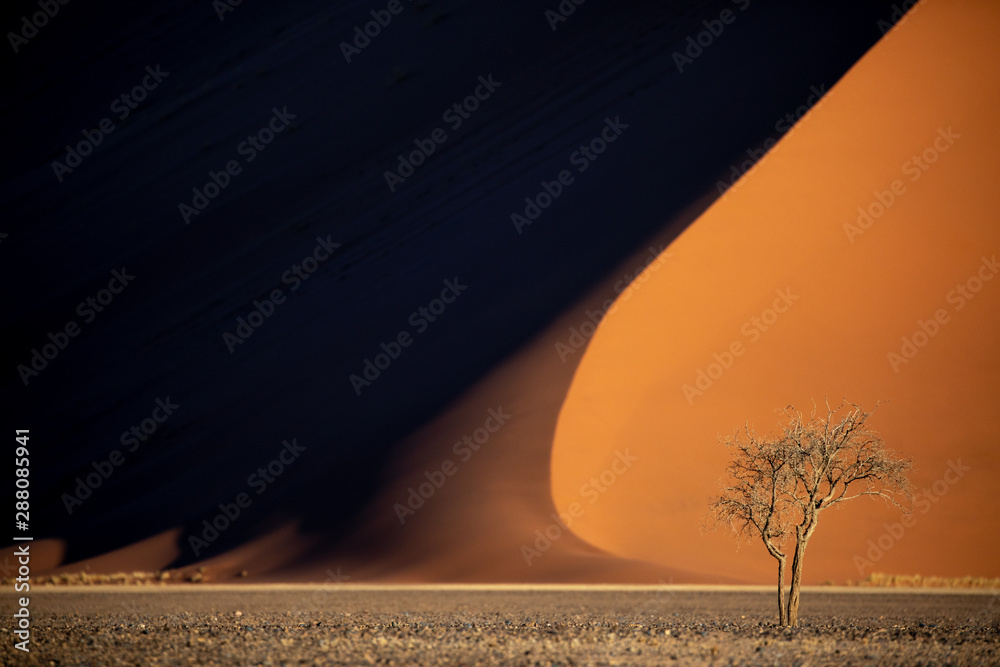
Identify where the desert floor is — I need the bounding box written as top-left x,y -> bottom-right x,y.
3,585 -> 998,665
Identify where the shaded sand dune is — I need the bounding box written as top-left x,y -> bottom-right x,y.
551,0 -> 1000,585
37,203 -> 717,584
3,1 -> 936,582
291,201 -> 717,583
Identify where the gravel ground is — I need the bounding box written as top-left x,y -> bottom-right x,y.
2,586 -> 998,666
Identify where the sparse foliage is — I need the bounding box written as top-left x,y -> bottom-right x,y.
707,400 -> 912,626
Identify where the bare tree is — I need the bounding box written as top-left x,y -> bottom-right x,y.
707,400 -> 912,626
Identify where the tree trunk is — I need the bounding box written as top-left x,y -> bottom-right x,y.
787,524 -> 814,626
787,538 -> 804,626
776,556 -> 788,626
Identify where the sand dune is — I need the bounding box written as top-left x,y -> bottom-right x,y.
3,1 -> 964,585
551,0 -> 1000,584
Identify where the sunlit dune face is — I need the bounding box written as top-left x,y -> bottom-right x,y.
551,0 -> 1000,584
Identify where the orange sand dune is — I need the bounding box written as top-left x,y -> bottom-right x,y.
551,0 -> 1000,585
13,1 -> 997,587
